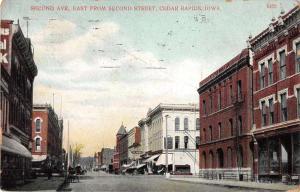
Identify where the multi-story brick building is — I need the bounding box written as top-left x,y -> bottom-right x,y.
127,126 -> 142,163
31,104 -> 63,173
198,49 -> 254,180
112,124 -> 128,174
249,7 -> 300,182
1,20 -> 38,187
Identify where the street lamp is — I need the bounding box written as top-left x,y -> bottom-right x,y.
165,115 -> 170,178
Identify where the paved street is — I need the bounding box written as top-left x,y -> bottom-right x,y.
61,171 -> 275,192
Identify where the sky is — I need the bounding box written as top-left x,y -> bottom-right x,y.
0,0 -> 296,156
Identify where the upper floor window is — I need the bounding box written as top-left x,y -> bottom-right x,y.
229,119 -> 233,136
261,101 -> 267,126
210,95 -> 213,113
209,126 -> 212,141
296,43 -> 300,73
35,119 -> 41,132
175,136 -> 180,149
268,59 -> 273,85
35,137 -> 41,151
184,136 -> 188,149
164,137 -> 173,149
260,63 -> 266,89
297,89 -> 300,118
184,118 -> 189,130
218,122 -> 222,139
218,91 -> 222,110
280,93 -> 287,121
196,118 -> 200,130
237,80 -> 242,99
175,117 -> 180,131
203,128 -> 206,143
229,85 -> 233,104
269,98 -> 274,125
203,100 -> 207,115
238,116 -> 242,135
279,51 -> 286,80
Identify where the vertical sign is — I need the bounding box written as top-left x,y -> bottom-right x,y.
1,20 -> 12,74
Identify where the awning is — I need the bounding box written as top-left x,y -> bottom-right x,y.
1,135 -> 32,158
143,154 -> 160,163
32,155 -> 47,162
101,165 -> 108,169
122,161 -> 135,168
136,164 -> 146,169
155,154 -> 173,166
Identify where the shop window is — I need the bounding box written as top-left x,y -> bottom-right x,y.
281,142 -> 289,174
202,152 -> 206,168
237,145 -> 243,167
227,147 -> 232,168
279,51 -> 286,79
260,63 -> 266,89
217,148 -> 224,168
175,117 -> 180,131
280,93 -> 287,122
184,118 -> 189,130
175,136 -> 180,149
268,59 -> 273,85
209,151 -> 214,168
296,43 -> 300,73
269,98 -> 274,124
293,132 -> 300,174
259,140 -> 268,174
196,118 -> 200,130
184,136 -> 188,149
269,139 -> 280,174
261,101 -> 267,126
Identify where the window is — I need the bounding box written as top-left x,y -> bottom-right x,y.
164,137 -> 173,149
196,118 -> 200,130
210,95 -> 213,113
229,119 -> 233,136
238,116 -> 242,135
298,89 -> 300,118
218,122 -> 222,139
203,100 -> 206,115
261,101 -> 267,126
35,138 -> 41,151
237,80 -> 242,99
279,51 -> 286,79
269,98 -> 274,124
184,136 -> 188,149
227,148 -> 232,168
209,126 -> 212,141
35,119 -> 41,132
268,59 -> 273,85
218,91 -> 221,110
296,43 -> 300,73
175,136 -> 180,149
184,118 -> 189,130
175,117 -> 180,131
229,85 -> 233,104
260,63 -> 265,88
203,128 -> 206,143
196,136 -> 200,149
281,93 -> 287,121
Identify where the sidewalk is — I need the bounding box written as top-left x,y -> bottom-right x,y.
168,176 -> 299,191
3,176 -> 65,191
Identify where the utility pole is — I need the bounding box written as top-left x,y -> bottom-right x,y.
23,17 -> 30,38
165,115 -> 170,178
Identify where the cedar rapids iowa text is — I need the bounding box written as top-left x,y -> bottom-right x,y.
30,5 -> 220,12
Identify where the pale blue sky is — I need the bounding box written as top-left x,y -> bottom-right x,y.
1,0 -> 296,156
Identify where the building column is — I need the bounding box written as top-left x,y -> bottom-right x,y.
253,140 -> 259,182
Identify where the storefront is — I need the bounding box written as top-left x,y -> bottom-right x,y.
257,132 -> 300,182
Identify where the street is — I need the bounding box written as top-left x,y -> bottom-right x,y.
61,171 -> 274,192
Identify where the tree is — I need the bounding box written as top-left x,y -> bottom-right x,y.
72,143 -> 84,167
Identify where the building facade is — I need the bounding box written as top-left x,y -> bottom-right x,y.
31,104 -> 63,173
249,7 -> 300,182
198,49 -> 254,180
138,117 -> 149,156
127,126 -> 142,163
140,103 -> 200,175
1,20 -> 38,187
113,124 -> 128,173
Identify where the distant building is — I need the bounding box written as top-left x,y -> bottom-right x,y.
101,148 -> 114,166
140,103 -> 200,175
113,124 -> 128,173
31,104 -> 63,173
1,20 -> 38,187
127,126 -> 142,163
249,6 -> 300,182
198,49 -> 253,180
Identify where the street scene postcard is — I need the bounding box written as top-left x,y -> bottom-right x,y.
1,0 -> 300,191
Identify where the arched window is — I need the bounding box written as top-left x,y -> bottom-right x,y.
184,118 -> 189,130
218,122 -> 222,139
35,138 -> 41,151
227,147 -> 232,168
209,126 -> 212,141
209,151 -> 214,168
196,118 -> 200,130
217,148 -> 224,168
35,119 -> 41,132
202,151 -> 206,168
175,117 -> 180,131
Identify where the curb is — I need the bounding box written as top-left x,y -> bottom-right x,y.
167,178 -> 294,191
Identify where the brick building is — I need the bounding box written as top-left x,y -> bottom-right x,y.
127,126 -> 142,163
31,104 -> 63,173
249,7 -> 300,182
1,20 -> 38,187
112,123 -> 128,174
198,49 -> 254,180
